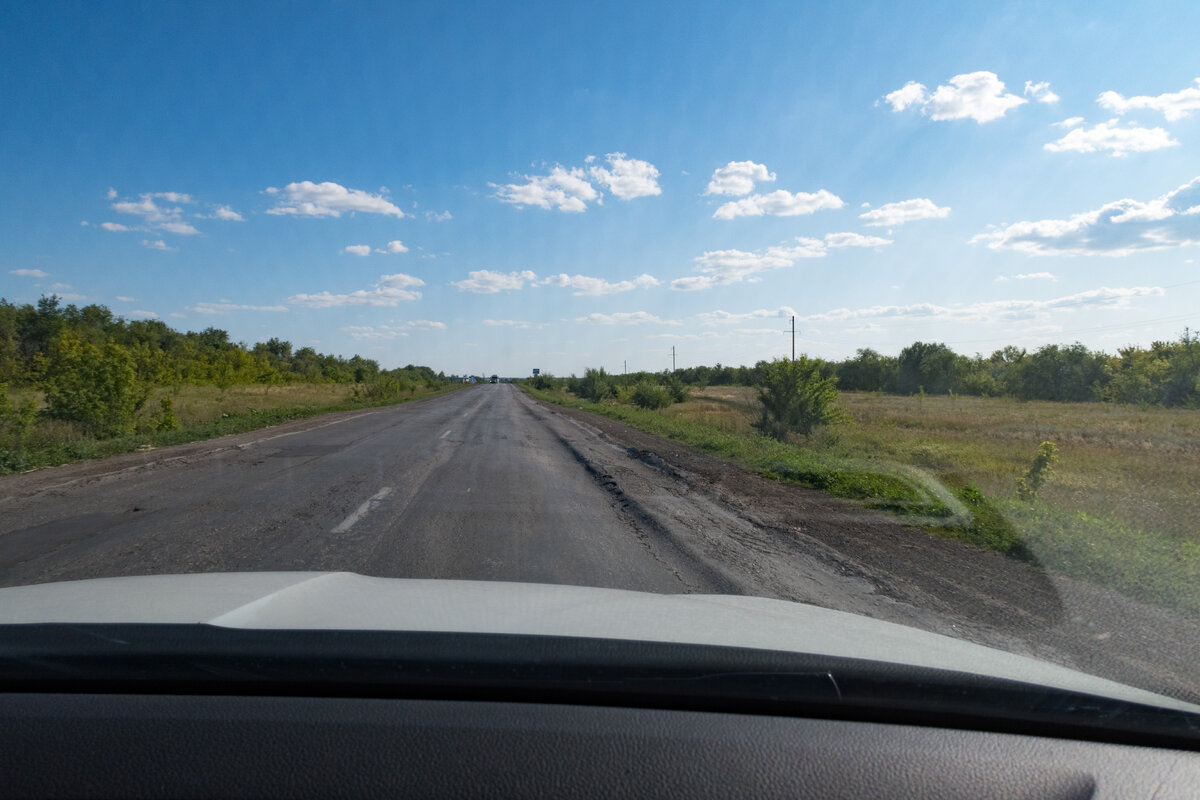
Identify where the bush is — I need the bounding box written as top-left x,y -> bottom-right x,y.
42,332 -> 149,438
154,395 -> 181,431
752,357 -> 845,441
0,384 -> 39,470
665,375 -> 690,403
1016,441 -> 1059,502
576,368 -> 614,402
631,380 -> 672,410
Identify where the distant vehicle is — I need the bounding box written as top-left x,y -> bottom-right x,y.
490,375 -> 499,384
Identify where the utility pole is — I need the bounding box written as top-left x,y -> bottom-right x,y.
791,316 -> 795,362
671,346 -> 676,373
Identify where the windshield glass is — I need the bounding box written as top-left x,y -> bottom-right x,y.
2,0 -> 1199,712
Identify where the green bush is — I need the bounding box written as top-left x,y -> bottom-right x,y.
665,375 -> 690,403
576,368 -> 614,402
752,357 -> 845,441
1016,441 -> 1059,502
154,395 -> 181,432
631,380 -> 672,410
0,383 -> 39,470
42,332 -> 149,438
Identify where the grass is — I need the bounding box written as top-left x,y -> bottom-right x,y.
526,384 -> 1200,614
1,382 -> 464,474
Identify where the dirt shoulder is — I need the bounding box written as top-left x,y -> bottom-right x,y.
534,395 -> 1200,705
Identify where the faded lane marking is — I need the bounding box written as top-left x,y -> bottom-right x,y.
440,429 -> 453,439
239,411 -> 381,449
332,486 -> 394,534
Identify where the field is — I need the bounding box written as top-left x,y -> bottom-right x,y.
1,382 -> 457,474
528,384 -> 1200,614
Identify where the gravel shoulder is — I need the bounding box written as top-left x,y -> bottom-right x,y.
527,392 -> 1200,705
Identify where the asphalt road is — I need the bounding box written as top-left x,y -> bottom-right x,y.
5,384 -> 1200,704
0,385 -> 752,592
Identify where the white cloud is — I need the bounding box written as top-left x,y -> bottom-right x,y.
491,154 -> 662,211
141,239 -> 173,251
111,191 -> 200,235
344,326 -> 407,340
1043,119 -> 1179,157
859,198 -> 951,227
996,272 -> 1058,282
451,269 -> 537,293
883,71 -> 1028,123
971,176 -> 1200,256
697,306 -> 799,325
115,296 -> 135,302
288,273 -> 425,307
211,205 -> 244,221
385,240 -> 409,253
823,232 -> 893,248
264,181 -> 407,218
49,282 -> 72,291
9,268 -> 49,277
1098,78 -> 1200,121
1024,81 -> 1060,104
671,233 -> 890,291
671,240 -> 826,291
106,188 -> 117,199
191,302 -> 289,314
127,310 -> 159,319
1054,116 -> 1085,129
575,311 -> 680,326
588,152 -> 662,200
883,81 -> 928,112
425,210 -> 453,222
805,286 -> 1163,324
44,291 -> 88,302
705,161 -> 776,196
483,319 -> 542,329
343,245 -> 372,256
713,188 -> 844,219
491,166 -> 599,212
405,319 -> 447,331
159,221 -> 200,235
540,273 -> 659,296
344,320 -> 447,339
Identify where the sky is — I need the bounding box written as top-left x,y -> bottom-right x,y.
2,0 -> 1199,376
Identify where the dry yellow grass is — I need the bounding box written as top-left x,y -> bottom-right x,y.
144,384 -> 358,426
679,387 -> 1200,544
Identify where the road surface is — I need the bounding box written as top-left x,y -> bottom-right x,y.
3,384 -> 1200,703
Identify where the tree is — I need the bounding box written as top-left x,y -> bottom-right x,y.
42,332 -> 149,437
752,357 -> 845,441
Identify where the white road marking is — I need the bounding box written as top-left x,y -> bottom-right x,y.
239,411 -> 380,449
440,429 -> 452,439
331,486 -> 393,533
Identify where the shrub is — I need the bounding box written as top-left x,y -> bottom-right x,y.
0,384 -> 39,470
665,375 -> 690,403
42,332 -> 149,438
1016,441 -> 1059,502
576,368 -> 614,402
631,380 -> 672,410
154,395 -> 181,431
752,357 -> 845,441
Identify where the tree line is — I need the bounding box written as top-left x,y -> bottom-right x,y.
662,333 -> 1200,407
0,295 -> 444,438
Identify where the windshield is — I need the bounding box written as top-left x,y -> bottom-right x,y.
2,1 -> 1199,715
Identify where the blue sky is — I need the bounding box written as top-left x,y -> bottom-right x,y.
2,1 -> 1199,376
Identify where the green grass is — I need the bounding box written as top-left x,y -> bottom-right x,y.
1,382 -> 466,474
525,384 -> 1200,614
